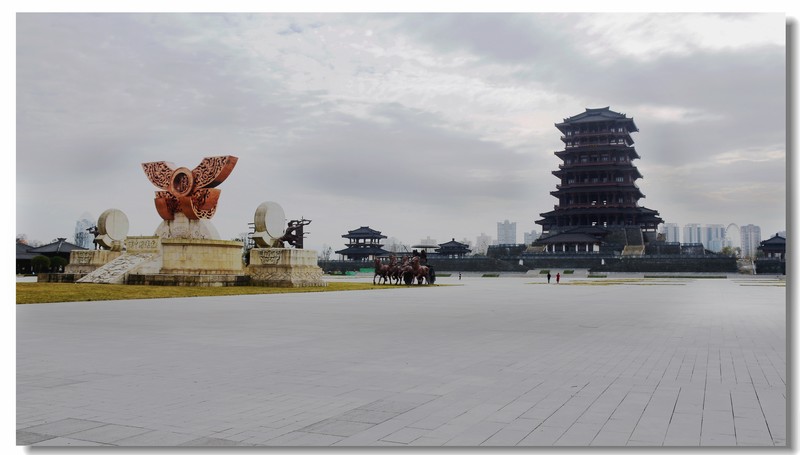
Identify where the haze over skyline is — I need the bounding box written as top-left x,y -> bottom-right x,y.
16,12 -> 787,253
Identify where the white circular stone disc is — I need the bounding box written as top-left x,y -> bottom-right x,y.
98,208 -> 129,241
254,201 -> 286,240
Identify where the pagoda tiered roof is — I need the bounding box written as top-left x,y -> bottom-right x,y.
555,107 -> 638,132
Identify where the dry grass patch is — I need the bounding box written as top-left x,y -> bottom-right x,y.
16,281 -> 420,304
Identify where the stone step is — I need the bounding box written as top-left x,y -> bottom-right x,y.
76,253 -> 159,284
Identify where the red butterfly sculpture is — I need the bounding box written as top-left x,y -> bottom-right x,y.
142,156 -> 238,220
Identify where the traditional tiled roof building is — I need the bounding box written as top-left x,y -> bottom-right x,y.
754,233 -> 786,275
533,108 -> 663,255
16,238 -> 87,274
537,107 -> 663,234
757,234 -> 786,260
28,238 -> 86,260
335,226 -> 389,261
436,238 -> 471,258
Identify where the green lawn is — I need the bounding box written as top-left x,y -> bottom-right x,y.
16,281 -> 416,304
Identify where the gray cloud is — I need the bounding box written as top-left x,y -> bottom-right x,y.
15,13 -> 786,250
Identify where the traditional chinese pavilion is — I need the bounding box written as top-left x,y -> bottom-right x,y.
536,107 -> 663,249
436,238 -> 471,258
336,226 -> 389,261
757,234 -> 786,260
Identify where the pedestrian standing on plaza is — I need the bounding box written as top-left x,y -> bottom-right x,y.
556,273 -> 560,284
459,272 -> 462,280
547,272 -> 551,284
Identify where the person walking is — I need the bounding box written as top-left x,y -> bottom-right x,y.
547,272 -> 551,284
556,272 -> 560,284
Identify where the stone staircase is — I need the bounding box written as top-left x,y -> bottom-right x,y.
77,253 -> 160,284
624,227 -> 644,246
621,245 -> 645,257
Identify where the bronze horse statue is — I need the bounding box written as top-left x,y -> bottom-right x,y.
410,256 -> 434,285
373,257 -> 390,285
387,255 -> 403,285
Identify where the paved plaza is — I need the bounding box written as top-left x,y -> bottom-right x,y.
17,274 -> 786,447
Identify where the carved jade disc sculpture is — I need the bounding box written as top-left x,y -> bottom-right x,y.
142,156 -> 238,220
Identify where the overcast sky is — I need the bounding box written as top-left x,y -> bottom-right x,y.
15,12 -> 787,253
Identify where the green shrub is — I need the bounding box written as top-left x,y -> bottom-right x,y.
563,270 -> 574,274
31,255 -> 50,274
539,270 -> 550,274
50,256 -> 67,272
482,273 -> 500,278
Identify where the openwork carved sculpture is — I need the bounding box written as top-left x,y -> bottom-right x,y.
142,156 -> 238,220
278,219 -> 311,249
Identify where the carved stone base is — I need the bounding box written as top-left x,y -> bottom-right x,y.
65,250 -> 123,274
247,248 -> 327,287
155,212 -> 220,240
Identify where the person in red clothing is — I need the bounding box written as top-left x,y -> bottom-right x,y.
556,272 -> 560,284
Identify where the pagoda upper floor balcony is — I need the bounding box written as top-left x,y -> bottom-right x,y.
553,181 -> 641,191
561,131 -> 632,142
553,202 -> 639,210
557,160 -> 632,169
555,147 -> 641,160
562,140 -> 633,148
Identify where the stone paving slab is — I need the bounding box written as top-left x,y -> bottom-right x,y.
16,275 -> 785,447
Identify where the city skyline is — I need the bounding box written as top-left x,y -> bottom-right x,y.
15,12 -> 786,254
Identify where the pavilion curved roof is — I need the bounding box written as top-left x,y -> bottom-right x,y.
28,238 -> 86,254
335,246 -> 389,256
342,226 -> 387,239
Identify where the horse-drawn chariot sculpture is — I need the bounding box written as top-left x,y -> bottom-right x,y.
373,252 -> 435,285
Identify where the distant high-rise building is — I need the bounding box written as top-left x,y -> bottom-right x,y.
683,223 -> 702,245
475,233 -> 492,255
523,229 -> 540,245
418,236 -> 437,246
662,223 -> 680,243
740,224 -> 762,258
704,224 -> 726,252
384,237 -> 408,253
497,220 -> 517,245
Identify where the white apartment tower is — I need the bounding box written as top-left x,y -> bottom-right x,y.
740,224 -> 762,258
704,224 -> 727,252
497,220 -> 517,245
683,223 -> 702,245
662,223 -> 681,243
523,229 -> 540,245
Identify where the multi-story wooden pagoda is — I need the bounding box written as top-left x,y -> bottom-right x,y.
335,226 -> 389,261
536,107 -> 663,238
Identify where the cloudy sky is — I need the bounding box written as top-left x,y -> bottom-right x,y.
15,11 -> 787,253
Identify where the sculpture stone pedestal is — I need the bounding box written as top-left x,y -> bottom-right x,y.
161,238 -> 243,275
65,250 -> 123,275
247,248 -> 327,287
